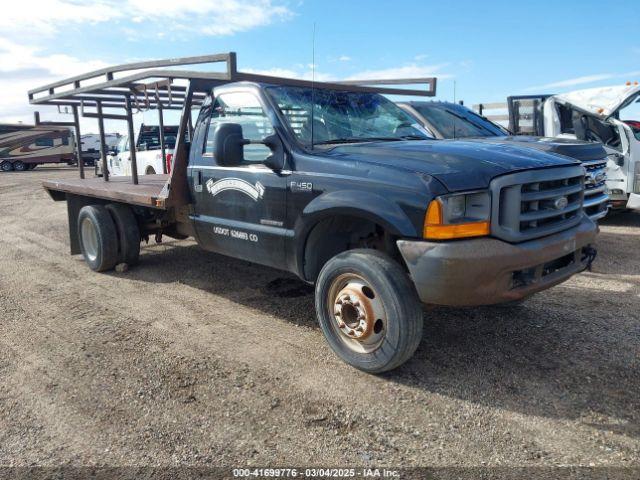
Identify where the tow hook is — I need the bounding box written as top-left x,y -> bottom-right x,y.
584,246 -> 598,271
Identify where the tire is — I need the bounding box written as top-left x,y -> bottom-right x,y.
77,205 -> 119,272
1,161 -> 13,172
105,203 -> 140,266
13,161 -> 26,171
315,249 -> 423,373
145,167 -> 156,175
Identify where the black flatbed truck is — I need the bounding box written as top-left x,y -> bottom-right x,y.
32,53 -> 598,373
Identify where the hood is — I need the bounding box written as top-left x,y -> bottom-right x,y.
326,139 -> 579,191
553,84 -> 640,118
468,135 -> 607,162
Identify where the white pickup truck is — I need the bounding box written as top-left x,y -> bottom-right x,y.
476,83 -> 640,210
96,124 -> 177,177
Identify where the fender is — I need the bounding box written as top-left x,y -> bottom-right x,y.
292,190 -> 421,280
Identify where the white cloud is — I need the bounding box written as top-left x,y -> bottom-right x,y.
243,67 -> 301,78
414,54 -> 428,61
0,40 -> 106,78
245,61 -> 452,86
525,74 -> 615,91
338,55 -> 351,62
243,67 -> 335,82
0,0 -> 293,39
0,39 -> 109,130
524,71 -> 640,92
0,0 -> 295,129
621,70 -> 640,79
0,0 -> 120,37
346,63 -> 451,81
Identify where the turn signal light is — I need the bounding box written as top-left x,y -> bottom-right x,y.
423,200 -> 490,240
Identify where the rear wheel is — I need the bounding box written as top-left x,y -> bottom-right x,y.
78,205 -> 119,272
13,161 -> 26,171
106,203 -> 140,266
1,161 -> 13,172
145,166 -> 156,175
315,249 -> 423,373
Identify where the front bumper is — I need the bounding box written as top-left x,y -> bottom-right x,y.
397,217 -> 598,306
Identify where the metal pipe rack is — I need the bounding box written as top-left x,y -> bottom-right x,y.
29,52 -> 438,185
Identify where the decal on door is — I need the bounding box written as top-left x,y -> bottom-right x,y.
206,178 -> 265,201
213,225 -> 259,243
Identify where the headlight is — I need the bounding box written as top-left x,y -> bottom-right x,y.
423,191 -> 491,240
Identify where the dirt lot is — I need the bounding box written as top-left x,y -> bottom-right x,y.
0,166 -> 639,472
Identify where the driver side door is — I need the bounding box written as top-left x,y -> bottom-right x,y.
188,90 -> 288,269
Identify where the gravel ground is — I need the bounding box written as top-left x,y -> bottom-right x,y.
0,166 -> 639,474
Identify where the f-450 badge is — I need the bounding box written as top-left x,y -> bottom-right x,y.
206,178 -> 265,201
290,181 -> 313,193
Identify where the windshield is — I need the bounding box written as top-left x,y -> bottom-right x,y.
413,104 -> 507,138
266,86 -> 431,146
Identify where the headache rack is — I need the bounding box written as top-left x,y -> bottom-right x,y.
29,52 -> 437,208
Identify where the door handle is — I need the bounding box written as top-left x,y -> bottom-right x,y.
194,170 -> 203,192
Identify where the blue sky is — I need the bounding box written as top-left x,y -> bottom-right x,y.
1,0 -> 639,132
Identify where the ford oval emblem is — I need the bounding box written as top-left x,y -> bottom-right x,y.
554,196 -> 569,210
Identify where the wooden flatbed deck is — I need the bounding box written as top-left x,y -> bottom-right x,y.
43,174 -> 170,208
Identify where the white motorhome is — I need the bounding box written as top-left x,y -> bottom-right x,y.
476,83 -> 640,210
80,133 -> 121,166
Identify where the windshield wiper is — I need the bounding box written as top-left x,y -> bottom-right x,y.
313,135 -> 429,145
396,134 -> 429,140
312,136 -> 417,145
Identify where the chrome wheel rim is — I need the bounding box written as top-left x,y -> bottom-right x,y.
81,217 -> 98,262
327,273 -> 387,353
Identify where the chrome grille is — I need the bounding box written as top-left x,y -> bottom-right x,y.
582,158 -> 609,221
490,166 -> 586,242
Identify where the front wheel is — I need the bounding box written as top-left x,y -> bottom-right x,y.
315,249 -> 423,373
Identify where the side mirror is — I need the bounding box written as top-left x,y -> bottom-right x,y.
262,134 -> 285,171
138,143 -> 147,152
213,123 -> 245,166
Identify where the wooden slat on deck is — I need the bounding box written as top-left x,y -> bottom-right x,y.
43,175 -> 170,208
